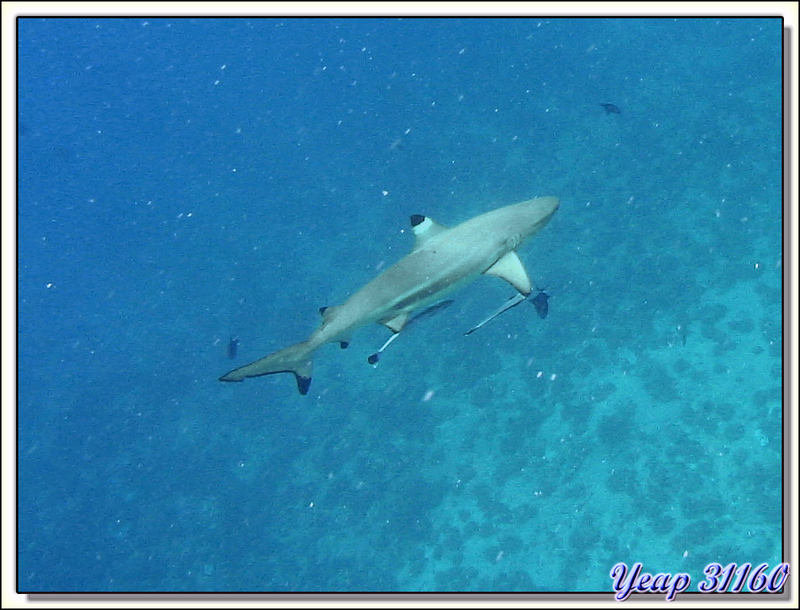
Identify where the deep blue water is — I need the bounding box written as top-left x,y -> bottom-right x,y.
18,17 -> 783,594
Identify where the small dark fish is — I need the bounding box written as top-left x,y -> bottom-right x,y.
530,288 -> 550,319
227,337 -> 240,359
600,102 -> 621,115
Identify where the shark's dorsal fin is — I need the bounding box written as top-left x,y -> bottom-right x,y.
381,312 -> 411,333
484,251 -> 533,295
410,214 -> 449,251
320,305 -> 340,323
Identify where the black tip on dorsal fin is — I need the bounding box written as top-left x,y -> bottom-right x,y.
410,214 -> 425,227
319,306 -> 328,316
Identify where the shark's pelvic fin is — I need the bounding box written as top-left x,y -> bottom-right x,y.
219,341 -> 315,395
484,251 -> 533,295
381,311 -> 411,333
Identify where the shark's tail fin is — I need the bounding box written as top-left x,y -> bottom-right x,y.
219,341 -> 315,395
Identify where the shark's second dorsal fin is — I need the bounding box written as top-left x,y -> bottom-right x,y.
410,214 -> 449,251
484,252 -> 533,295
320,305 -> 340,323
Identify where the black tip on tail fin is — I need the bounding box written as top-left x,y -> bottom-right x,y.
295,374 -> 312,395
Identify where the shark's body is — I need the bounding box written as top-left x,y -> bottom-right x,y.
220,195 -> 559,394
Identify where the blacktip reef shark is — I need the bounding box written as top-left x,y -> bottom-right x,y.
219,195 -> 559,394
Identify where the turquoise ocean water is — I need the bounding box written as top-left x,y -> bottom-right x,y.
17,17 -> 783,593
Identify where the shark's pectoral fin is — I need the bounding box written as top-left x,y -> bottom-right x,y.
484,251 -> 533,295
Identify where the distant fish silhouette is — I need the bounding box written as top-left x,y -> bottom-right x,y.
227,337 -> 240,359
530,288 -> 550,319
600,102 -> 621,115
